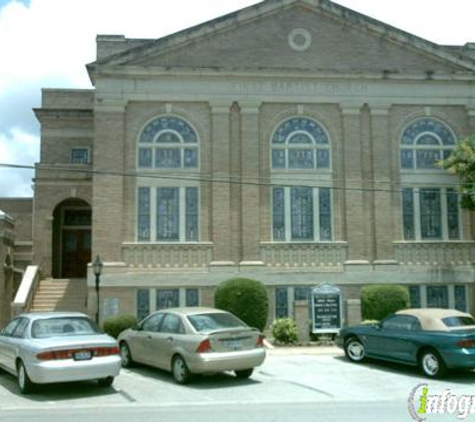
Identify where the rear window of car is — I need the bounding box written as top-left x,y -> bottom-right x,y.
31,317 -> 100,339
187,312 -> 247,333
442,316 -> 475,328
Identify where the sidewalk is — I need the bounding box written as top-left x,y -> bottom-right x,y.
264,340 -> 343,356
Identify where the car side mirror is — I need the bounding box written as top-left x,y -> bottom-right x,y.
133,324 -> 141,331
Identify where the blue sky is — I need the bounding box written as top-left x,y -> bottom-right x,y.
1,0 -> 475,197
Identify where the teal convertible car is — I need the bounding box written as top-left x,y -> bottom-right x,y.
336,308 -> 475,378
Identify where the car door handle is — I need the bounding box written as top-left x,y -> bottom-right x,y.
166,337 -> 173,342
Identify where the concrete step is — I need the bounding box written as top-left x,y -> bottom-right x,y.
30,278 -> 87,313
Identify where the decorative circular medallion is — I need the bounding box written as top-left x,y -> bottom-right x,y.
288,28 -> 312,52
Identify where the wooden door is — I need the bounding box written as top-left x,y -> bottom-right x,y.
62,229 -> 91,278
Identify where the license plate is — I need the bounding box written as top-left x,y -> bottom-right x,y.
74,350 -> 92,361
227,340 -> 242,350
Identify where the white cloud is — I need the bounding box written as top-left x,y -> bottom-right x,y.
1,0 -> 475,197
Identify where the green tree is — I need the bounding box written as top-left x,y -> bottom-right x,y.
440,135 -> 475,210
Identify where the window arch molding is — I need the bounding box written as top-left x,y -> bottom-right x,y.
399,117 -> 457,171
137,115 -> 200,170
270,116 -> 331,170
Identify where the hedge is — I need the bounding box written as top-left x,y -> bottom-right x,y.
214,278 -> 268,331
361,285 -> 410,321
103,314 -> 138,339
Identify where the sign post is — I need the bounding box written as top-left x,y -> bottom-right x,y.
311,283 -> 343,334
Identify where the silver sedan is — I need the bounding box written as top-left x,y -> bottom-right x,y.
0,312 -> 122,394
118,307 -> 266,384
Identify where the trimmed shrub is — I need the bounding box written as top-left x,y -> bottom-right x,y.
361,285 -> 410,321
103,314 -> 138,339
214,278 -> 269,331
271,318 -> 298,345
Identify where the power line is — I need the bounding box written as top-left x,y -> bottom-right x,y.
0,162 -> 470,195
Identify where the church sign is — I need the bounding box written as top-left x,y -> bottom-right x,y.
311,283 -> 343,334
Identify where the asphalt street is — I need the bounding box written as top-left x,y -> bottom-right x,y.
0,347 -> 473,421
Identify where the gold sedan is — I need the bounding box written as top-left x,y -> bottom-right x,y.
118,307 -> 266,384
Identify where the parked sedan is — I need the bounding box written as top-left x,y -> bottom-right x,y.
0,312 -> 121,394
336,308 -> 475,378
118,307 -> 266,384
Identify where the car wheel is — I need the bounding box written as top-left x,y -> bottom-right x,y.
344,338 -> 366,363
420,349 -> 446,378
235,369 -> 253,379
120,342 -> 134,368
98,376 -> 114,387
17,361 -> 34,394
172,355 -> 191,384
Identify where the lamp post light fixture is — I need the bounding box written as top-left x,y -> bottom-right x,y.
92,255 -> 103,324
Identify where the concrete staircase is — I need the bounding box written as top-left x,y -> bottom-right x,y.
30,278 -> 88,313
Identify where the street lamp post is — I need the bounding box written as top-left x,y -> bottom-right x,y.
92,255 -> 103,325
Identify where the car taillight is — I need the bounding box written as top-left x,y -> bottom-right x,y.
456,339 -> 475,349
37,350 -> 73,360
196,339 -> 212,353
256,335 -> 265,348
93,347 -> 120,357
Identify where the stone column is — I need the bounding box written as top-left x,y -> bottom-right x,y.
345,299 -> 362,326
92,102 -> 126,262
369,103 -> 396,263
340,104 -> 368,263
239,103 -> 263,264
210,102 -> 233,263
293,300 -> 310,343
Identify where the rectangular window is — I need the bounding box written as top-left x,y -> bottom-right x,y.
294,287 -> 310,301
291,187 -> 313,240
156,289 -> 179,310
272,187 -> 332,242
426,286 -> 448,308
401,187 -> 459,240
157,188 -> 180,241
275,287 -> 288,319
137,186 -> 199,242
408,286 -> 421,308
454,285 -> 467,312
70,148 -> 89,164
138,187 -> 151,241
137,289 -> 150,321
446,189 -> 460,239
420,189 -> 442,239
186,288 -> 199,307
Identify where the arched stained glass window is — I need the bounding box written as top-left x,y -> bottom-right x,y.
138,116 -> 199,169
400,118 -> 456,170
271,118 -> 331,170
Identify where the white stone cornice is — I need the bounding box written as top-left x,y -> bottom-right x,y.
239,102 -> 261,115
94,99 -> 127,113
340,103 -> 363,116
209,101 -> 232,115
368,103 -> 391,116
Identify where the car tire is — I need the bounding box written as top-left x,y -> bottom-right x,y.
120,342 -> 134,368
172,355 -> 191,385
17,361 -> 34,394
98,376 -> 114,387
344,338 -> 366,363
235,369 -> 253,379
419,349 -> 446,378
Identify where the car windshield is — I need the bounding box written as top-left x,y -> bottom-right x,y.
187,312 -> 247,333
31,317 -> 100,339
442,316 -> 475,328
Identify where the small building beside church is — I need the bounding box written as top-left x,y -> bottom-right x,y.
3,0 -> 475,325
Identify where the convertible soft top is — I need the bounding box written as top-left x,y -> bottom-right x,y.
397,308 -> 475,331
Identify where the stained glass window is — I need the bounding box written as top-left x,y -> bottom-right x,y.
275,287 -> 288,318
70,148 -> 89,164
291,188 -> 313,240
402,188 -> 415,240
271,117 -> 330,170
319,188 -> 332,241
420,189 -> 442,239
454,285 -> 466,312
157,188 -> 179,241
138,116 -> 198,169
138,187 -> 151,241
137,289 -> 150,321
408,286 -> 421,308
273,188 -> 285,240
185,188 -> 199,241
427,286 -> 448,308
186,289 -> 199,307
156,289 -> 179,310
446,189 -> 460,239
400,118 -> 456,170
